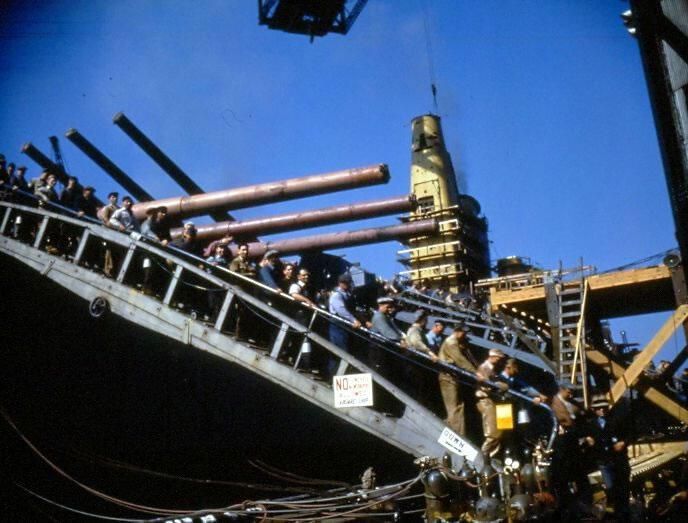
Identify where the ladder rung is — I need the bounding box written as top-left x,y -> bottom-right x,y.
561,311 -> 581,318
561,323 -> 578,329
562,300 -> 582,306
560,288 -> 581,295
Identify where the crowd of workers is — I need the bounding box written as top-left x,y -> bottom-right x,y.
1,155 -> 685,519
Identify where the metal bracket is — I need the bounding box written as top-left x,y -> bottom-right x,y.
182,319 -> 191,345
41,259 -> 55,276
0,207 -> 11,235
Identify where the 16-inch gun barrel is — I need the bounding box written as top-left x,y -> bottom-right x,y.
229,219 -> 437,258
171,194 -> 416,241
132,164 -> 390,220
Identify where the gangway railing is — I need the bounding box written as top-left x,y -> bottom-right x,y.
392,291 -> 554,373
0,190 -> 559,465
0,193 -> 483,470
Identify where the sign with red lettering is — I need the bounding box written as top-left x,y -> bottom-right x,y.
333,373 -> 374,408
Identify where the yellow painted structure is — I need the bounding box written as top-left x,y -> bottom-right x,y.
401,115 -> 489,290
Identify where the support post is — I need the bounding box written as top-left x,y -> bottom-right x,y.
214,290 -> 235,331
270,323 -> 289,359
163,265 -> 183,305
0,207 -> 11,235
117,243 -> 136,283
73,229 -> 91,265
33,215 -> 49,249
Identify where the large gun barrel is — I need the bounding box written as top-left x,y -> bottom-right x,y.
132,164 -> 390,221
229,219 -> 437,259
170,194 -> 416,241
65,128 -> 154,202
112,112 -> 234,223
21,142 -> 103,206
21,142 -> 70,186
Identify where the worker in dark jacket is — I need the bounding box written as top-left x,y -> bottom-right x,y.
585,394 -> 631,520
548,383 -> 592,521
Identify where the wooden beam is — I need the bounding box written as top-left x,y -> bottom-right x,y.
587,349 -> 688,422
609,305 -> 688,402
587,265 -> 671,290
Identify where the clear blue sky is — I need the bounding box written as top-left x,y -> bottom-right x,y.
1,1 -> 683,358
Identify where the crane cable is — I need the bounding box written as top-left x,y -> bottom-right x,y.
421,0 -> 439,114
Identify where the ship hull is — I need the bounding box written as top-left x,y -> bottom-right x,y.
0,253 -> 414,516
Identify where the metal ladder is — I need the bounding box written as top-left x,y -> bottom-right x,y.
557,278 -> 589,404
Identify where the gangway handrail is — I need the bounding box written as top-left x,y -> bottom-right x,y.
0,196 -> 558,454
1,197 -> 486,465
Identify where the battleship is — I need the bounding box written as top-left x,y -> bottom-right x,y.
2,1 -> 688,522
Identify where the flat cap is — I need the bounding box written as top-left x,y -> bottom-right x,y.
454,321 -> 471,332
377,296 -> 394,305
263,249 -> 280,259
488,348 -> 506,358
338,273 -> 353,283
591,394 -> 610,409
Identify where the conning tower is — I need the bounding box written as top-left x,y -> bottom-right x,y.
401,114 -> 490,291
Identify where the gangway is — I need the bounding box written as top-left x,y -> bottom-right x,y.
392,290 -> 555,373
0,196 -> 499,472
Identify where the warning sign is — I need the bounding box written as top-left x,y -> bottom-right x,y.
333,373 -> 374,408
438,427 -> 479,463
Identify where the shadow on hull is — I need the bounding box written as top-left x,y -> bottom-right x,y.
0,253 -> 415,518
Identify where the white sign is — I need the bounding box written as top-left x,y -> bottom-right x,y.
438,427 -> 479,464
333,373 -> 374,408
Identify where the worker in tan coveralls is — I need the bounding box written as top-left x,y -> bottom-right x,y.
476,348 -> 508,457
437,322 -> 481,437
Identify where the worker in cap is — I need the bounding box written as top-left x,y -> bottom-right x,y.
8,164 -> 29,193
406,309 -> 438,362
412,308 -> 428,323
438,319 -> 480,437
585,392 -> 631,519
338,272 -> 353,284
75,184 -> 99,219
455,320 -> 471,332
327,272 -> 361,375
262,249 -> 280,260
426,319 -> 447,355
475,347 -> 509,457
370,296 -> 403,345
590,393 -> 610,409
258,249 -> 281,290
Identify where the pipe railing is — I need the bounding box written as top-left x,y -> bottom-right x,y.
0,192 -> 558,451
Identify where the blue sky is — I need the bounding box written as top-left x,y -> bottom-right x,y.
1,1 -> 683,357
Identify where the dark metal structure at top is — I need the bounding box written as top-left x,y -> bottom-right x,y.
258,0 -> 368,40
627,0 -> 688,285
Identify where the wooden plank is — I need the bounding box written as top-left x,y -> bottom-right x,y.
587,349 -> 688,422
588,266 -> 671,290
609,305 -> 688,402
490,286 -> 546,307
